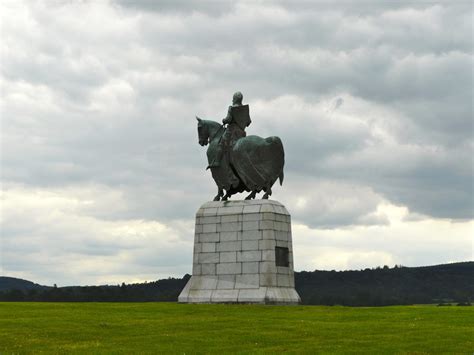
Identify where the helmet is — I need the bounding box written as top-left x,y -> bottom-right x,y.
232,91 -> 243,104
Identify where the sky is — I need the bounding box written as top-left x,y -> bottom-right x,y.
1,0 -> 472,286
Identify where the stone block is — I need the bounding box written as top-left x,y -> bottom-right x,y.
195,224 -> 203,233
178,280 -> 192,303
274,205 -> 288,215
275,231 -> 288,241
259,239 -> 276,250
265,287 -> 301,304
217,275 -> 236,289
262,230 -> 275,240
289,276 -> 295,288
199,252 -> 219,264
220,231 -> 238,242
189,276 -> 218,290
202,223 -> 217,233
276,240 -> 288,248
235,274 -> 259,289
243,213 -> 262,222
242,221 -> 259,231
218,222 -> 242,232
277,266 -> 290,274
201,264 -> 216,275
218,206 -> 244,215
201,207 -> 218,216
193,243 -> 202,253
262,250 -> 276,262
217,241 -> 241,252
243,204 -> 261,214
260,261 -> 277,273
242,262 -> 259,274
201,243 -> 216,253
262,212 -> 276,221
275,214 -> 286,222
186,289 -> 212,303
260,273 -> 277,287
237,250 -> 261,262
273,222 -> 284,231
192,263 -> 201,275
211,289 -> 239,303
217,262 -> 242,275
221,215 -> 240,223
241,230 -> 262,240
201,216 -> 220,224
238,288 -> 267,303
199,232 -> 219,243
260,204 -> 275,213
277,274 -> 290,287
242,240 -> 258,251
260,220 -> 275,230
220,251 -> 237,263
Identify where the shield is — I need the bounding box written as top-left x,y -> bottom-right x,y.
231,105 -> 251,130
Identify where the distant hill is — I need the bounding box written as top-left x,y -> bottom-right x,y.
295,261 -> 474,306
1,262 -> 472,305
0,277 -> 49,292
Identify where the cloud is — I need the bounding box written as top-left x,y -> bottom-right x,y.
279,179 -> 389,229
0,0 -> 472,284
293,203 -> 473,271
1,184 -> 193,285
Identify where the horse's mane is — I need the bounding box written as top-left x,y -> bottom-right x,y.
203,119 -> 222,130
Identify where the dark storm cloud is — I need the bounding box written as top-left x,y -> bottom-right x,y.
1,0 -> 472,284
2,0 -> 472,224
115,0 -> 234,15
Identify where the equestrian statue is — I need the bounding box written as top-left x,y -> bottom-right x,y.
196,92 -> 284,201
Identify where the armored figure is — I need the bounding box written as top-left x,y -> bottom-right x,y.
207,91 -> 251,169
196,92 -> 284,201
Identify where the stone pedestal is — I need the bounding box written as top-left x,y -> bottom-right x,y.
178,200 -> 301,304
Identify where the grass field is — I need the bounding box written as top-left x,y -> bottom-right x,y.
1,302 -> 472,354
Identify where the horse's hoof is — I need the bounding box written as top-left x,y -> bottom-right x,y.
262,195 -> 269,199
213,196 -> 220,201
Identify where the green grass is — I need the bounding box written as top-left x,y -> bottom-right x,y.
0,302 -> 472,354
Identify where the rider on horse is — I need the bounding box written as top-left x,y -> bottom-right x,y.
207,91 -> 252,169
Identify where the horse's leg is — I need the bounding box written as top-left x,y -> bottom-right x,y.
222,190 -> 231,201
245,190 -> 257,200
213,188 -> 224,201
262,187 -> 272,199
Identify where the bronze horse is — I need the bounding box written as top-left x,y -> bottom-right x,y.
196,117 -> 284,201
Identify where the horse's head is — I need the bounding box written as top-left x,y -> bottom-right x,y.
196,116 -> 208,146
196,117 -> 223,146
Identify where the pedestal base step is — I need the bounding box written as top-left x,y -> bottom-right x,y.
178,278 -> 300,305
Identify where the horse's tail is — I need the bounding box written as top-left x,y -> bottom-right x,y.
279,170 -> 284,186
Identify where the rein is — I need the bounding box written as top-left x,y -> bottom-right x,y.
209,124 -> 224,143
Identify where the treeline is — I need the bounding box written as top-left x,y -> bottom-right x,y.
1,262 -> 472,306
295,262 -> 473,306
0,277 -> 189,302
